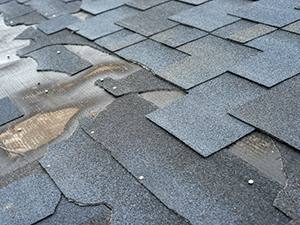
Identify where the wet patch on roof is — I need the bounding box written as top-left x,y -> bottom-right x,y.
115,1 -> 192,37
147,73 -> 268,157
229,78 -> 300,151
125,0 -> 169,10
0,174 -> 61,225
36,196 -> 112,225
95,29 -> 146,52
95,68 -> 179,97
168,0 -> 249,32
80,94 -> 289,225
8,11 -> 48,26
0,0 -> 33,22
150,25 -> 207,48
116,39 -> 188,72
16,28 -> 103,56
25,0 -> 81,19
80,0 -> 128,15
24,45 -> 92,75
156,35 -> 259,89
37,14 -> 80,35
39,126 -> 190,224
0,97 -> 23,126
227,24 -> 276,43
67,6 -> 139,40
228,131 -> 287,185
229,0 -> 300,28
283,20 -> 300,34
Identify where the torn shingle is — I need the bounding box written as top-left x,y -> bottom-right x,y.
37,14 -> 80,35
25,0 -> 81,19
125,0 -> 169,10
156,35 -> 259,89
150,25 -> 207,48
39,127 -> 190,224
229,78 -> 300,151
95,29 -> 146,52
80,94 -> 289,224
147,73 -> 268,157
67,6 -> 139,40
0,97 -> 23,126
36,196 -> 112,225
0,174 -> 61,225
95,68 -> 179,97
168,0 -> 249,32
80,0 -> 129,15
16,29 -> 103,56
229,0 -> 300,27
24,45 -> 92,75
116,39 -> 188,72
115,1 -> 192,37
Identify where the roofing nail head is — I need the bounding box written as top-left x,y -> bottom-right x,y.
6,55 -> 10,59
91,131 -> 94,134
45,90 -> 48,93
10,21 -> 13,24
37,81 -> 40,85
17,128 -> 22,132
139,176 -> 144,180
248,179 -> 254,185
113,86 -> 117,89
46,165 -> 51,168
57,51 -> 60,54
100,78 -> 104,81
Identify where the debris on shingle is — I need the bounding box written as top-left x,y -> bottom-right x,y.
37,14 -> 80,35
0,174 -> 61,225
150,25 -> 207,48
156,35 -> 258,89
283,20 -> 300,34
95,29 -> 146,52
169,0 -> 249,32
0,97 -> 23,126
116,39 -> 188,72
227,24 -> 276,43
0,0 -> 33,22
67,6 -> 139,40
25,0 -> 81,19
39,127 -> 190,224
125,0 -> 169,10
229,0 -> 300,27
24,45 -> 92,75
229,77 -> 300,151
80,0 -> 128,15
115,1 -> 192,37
16,28 -> 103,56
8,11 -> 48,26
36,196 -> 112,225
147,73 -> 268,157
80,94 -> 289,225
228,131 -> 287,185
95,68 -> 179,96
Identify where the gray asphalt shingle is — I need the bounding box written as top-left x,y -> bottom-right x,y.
67,6 -> 139,40
80,0 -> 129,15
0,0 -> 33,21
125,0 -> 169,10
0,174 -> 61,225
169,0 -> 249,32
24,45 -> 92,75
8,11 -> 48,26
39,126 -> 189,224
147,73 -> 268,157
0,97 -> 23,126
115,1 -> 192,37
116,39 -> 188,72
80,94 -> 289,225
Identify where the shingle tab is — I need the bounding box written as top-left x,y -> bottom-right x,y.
169,0 -> 249,32
67,6 -> 139,40
116,39 -> 188,72
0,0 -> 33,21
25,45 -> 92,75
126,0 -> 169,10
39,127 -> 189,224
283,20 -> 300,34
80,0 -> 128,15
95,29 -> 146,51
150,25 -> 207,48
80,94 -> 289,225
0,174 -> 61,225
0,97 -> 23,126
115,1 -> 192,37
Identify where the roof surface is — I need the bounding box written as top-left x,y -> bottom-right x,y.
0,0 -> 299,224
